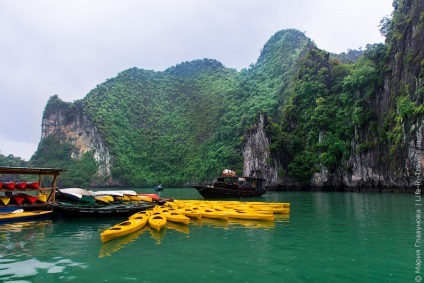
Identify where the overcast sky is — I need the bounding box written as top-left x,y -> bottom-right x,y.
0,0 -> 393,161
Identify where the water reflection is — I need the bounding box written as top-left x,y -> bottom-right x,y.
0,220 -> 53,257
166,221 -> 190,234
227,218 -> 275,229
0,257 -> 86,282
98,213 -> 286,258
99,226 -> 150,258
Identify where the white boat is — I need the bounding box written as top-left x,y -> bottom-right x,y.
58,188 -> 93,196
117,190 -> 137,196
90,191 -> 124,197
90,190 -> 137,197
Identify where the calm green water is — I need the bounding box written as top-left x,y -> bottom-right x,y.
0,189 -> 419,282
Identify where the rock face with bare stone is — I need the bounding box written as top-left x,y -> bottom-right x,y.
242,1 -> 423,192
41,96 -> 114,186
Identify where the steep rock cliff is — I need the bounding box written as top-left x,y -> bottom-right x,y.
242,0 -> 423,191
40,96 -> 113,182
243,114 -> 278,183
342,0 -> 424,191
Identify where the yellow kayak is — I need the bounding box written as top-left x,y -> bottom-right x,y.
0,210 -> 53,222
94,196 -> 112,204
100,217 -> 149,243
201,209 -> 228,220
180,207 -> 202,219
113,195 -> 131,202
128,195 -> 141,201
227,210 -> 275,221
162,211 -> 190,225
137,195 -> 153,202
129,210 -> 152,221
0,196 -> 10,205
99,226 -> 150,258
250,206 -> 290,214
36,194 -> 49,203
148,213 -> 167,231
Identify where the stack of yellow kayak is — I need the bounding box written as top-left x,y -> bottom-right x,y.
100,199 -> 290,243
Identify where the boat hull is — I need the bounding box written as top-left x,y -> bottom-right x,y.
52,202 -> 155,218
195,186 -> 266,199
0,210 -> 53,223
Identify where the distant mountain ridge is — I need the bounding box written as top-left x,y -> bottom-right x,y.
29,1 -> 423,191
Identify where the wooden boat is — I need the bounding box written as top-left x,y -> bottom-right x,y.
0,209 -> 53,223
148,212 -> 167,231
194,171 -> 267,199
2,182 -> 15,190
52,202 -> 155,218
0,196 -> 10,205
100,216 -> 149,243
26,181 -> 40,189
15,182 -> 27,190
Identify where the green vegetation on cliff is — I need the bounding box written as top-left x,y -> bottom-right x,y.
30,0 -> 423,188
71,30 -> 309,186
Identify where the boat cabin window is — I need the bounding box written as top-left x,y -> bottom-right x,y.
243,178 -> 266,189
217,177 -> 238,185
